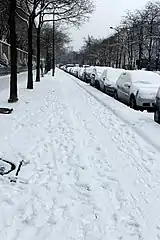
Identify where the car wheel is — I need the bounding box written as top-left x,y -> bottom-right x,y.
114,90 -> 118,100
130,96 -> 137,110
154,110 -> 160,124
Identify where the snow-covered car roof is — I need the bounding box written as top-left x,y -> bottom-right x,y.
66,67 -> 73,72
106,68 -> 125,83
83,65 -> 90,68
85,66 -> 96,74
94,66 -> 109,77
78,67 -> 85,76
127,70 -> 160,84
72,67 -> 80,73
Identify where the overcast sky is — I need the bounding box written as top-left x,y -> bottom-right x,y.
69,0 -> 150,50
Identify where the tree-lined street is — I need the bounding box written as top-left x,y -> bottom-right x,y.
1,1 -> 160,239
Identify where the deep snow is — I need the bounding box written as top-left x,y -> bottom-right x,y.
0,68 -> 160,239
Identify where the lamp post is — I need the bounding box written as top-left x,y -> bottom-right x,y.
8,0 -> 18,103
52,8 -> 55,76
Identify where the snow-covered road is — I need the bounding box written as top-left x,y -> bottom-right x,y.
0,69 -> 160,240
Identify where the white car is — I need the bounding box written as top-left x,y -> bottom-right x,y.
72,67 -> 79,77
78,67 -> 85,79
90,66 -> 107,89
83,66 -> 96,83
115,70 -> 160,111
66,66 -> 72,73
70,67 -> 76,75
101,68 -> 125,94
78,65 -> 90,80
154,87 -> 160,124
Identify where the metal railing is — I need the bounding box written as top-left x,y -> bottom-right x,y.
0,40 -> 36,76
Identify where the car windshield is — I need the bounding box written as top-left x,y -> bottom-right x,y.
131,71 -> 160,84
134,81 -> 151,84
107,69 -> 124,82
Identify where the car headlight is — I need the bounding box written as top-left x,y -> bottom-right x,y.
138,95 -> 141,99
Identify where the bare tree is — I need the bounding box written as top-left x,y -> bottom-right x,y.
22,0 -> 94,88
41,23 -> 70,70
8,0 -> 18,103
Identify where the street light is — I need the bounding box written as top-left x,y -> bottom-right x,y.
52,8 -> 55,77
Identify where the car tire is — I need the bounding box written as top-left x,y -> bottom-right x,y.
154,110 -> 160,124
130,95 -> 137,110
114,90 -> 118,100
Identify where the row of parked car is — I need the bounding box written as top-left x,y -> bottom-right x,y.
60,64 -> 160,124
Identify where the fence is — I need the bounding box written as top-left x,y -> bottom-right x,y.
0,40 -> 37,76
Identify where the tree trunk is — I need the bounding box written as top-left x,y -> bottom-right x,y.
147,24 -> 153,71
45,47 -> 51,73
138,43 -> 143,70
119,47 -> 123,68
123,53 -> 126,69
156,54 -> 159,71
116,46 -> 119,68
36,26 -> 41,82
27,17 -> 33,89
8,0 -> 18,103
147,40 -> 152,71
52,12 -> 55,76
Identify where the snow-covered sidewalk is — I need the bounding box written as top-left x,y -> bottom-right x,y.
0,71 -> 31,93
0,68 -> 160,240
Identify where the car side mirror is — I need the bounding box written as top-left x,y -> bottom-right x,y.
124,82 -> 131,88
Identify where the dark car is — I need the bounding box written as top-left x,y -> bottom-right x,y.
154,87 -> 160,124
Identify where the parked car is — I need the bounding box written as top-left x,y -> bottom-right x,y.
72,66 -> 80,77
78,67 -> 85,80
66,66 -> 73,73
83,66 -> 96,83
78,65 -> 90,80
90,66 -> 107,89
70,67 -> 75,75
101,68 -> 125,94
154,87 -> 160,124
83,65 -> 90,68
66,64 -> 74,68
115,70 -> 160,112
